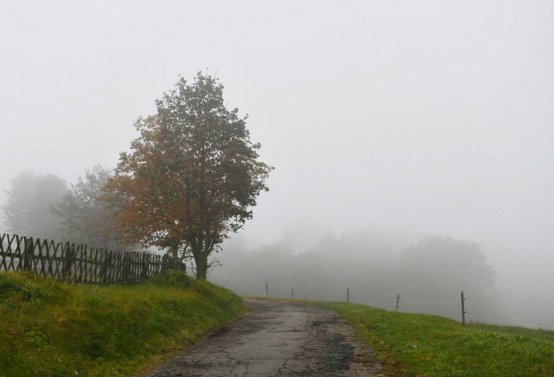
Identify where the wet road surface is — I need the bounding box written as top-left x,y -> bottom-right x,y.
144,300 -> 384,377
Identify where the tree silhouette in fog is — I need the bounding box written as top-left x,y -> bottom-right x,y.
53,165 -> 132,250
2,171 -> 67,240
397,236 -> 495,313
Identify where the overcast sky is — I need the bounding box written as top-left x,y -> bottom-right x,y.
1,1 -> 553,305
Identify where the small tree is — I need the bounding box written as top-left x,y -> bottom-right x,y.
105,73 -> 272,279
53,165 -> 132,250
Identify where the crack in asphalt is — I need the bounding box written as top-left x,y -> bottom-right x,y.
143,300 -> 384,377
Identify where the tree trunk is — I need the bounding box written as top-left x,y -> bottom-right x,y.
194,252 -> 208,280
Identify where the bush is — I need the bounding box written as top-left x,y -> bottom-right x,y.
149,269 -> 192,288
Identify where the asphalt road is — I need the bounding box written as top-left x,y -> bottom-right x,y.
144,300 -> 384,377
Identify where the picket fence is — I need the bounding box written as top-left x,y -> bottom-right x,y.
0,233 -> 170,284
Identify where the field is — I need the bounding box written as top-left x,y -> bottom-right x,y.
321,302 -> 554,377
0,271 -> 245,377
3,274 -> 552,377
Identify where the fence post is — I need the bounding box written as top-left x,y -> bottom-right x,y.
347,288 -> 350,303
62,242 -> 71,281
461,291 -> 466,325
100,249 -> 110,284
396,293 -> 400,312
23,237 -> 34,271
265,282 -> 269,298
141,253 -> 148,281
291,288 -> 294,299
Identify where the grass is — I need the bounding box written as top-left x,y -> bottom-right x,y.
319,302 -> 554,377
0,270 -> 246,377
470,323 -> 554,344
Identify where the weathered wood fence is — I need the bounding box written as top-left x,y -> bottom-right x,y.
0,233 -> 170,284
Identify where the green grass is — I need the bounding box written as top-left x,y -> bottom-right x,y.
320,302 -> 554,377
470,323 -> 554,344
0,271 -> 246,377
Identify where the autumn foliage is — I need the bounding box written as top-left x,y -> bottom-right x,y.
104,73 -> 272,279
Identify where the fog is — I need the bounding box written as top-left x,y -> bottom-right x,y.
1,1 -> 553,328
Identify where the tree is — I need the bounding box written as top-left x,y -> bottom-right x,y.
397,236 -> 496,316
104,73 -> 272,279
53,165 -> 132,250
2,171 -> 68,240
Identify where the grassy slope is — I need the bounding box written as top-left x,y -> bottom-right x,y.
0,271 -> 245,377
320,302 -> 554,377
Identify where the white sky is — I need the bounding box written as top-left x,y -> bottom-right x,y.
1,1 -> 553,304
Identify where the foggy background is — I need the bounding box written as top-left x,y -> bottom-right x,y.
1,1 -> 553,328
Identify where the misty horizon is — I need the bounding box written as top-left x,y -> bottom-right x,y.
1,1 -> 553,329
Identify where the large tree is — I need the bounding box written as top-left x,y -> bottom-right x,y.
2,171 -> 68,240
53,165 -> 132,250
104,73 -> 272,279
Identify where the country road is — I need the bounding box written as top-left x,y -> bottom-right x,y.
144,300 -> 384,377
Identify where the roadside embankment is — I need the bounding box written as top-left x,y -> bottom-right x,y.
0,271 -> 245,377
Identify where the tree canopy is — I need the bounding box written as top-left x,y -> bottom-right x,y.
104,73 -> 272,279
53,165 -> 132,250
397,236 -> 496,313
2,171 -> 67,240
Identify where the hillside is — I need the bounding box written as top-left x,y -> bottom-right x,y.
0,271 -> 245,377
322,302 -> 554,377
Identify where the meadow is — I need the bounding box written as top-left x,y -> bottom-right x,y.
322,302 -> 554,377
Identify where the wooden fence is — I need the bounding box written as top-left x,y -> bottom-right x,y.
0,233 -> 170,284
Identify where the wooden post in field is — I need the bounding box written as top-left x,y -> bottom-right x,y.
461,291 -> 466,325
347,288 -> 350,303
395,293 -> 400,312
265,282 -> 269,298
291,288 -> 294,299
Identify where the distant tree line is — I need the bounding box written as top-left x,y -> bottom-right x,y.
210,233 -> 498,320
1,166 -> 130,251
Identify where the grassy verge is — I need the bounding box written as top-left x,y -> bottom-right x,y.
320,302 -> 554,377
0,271 -> 245,377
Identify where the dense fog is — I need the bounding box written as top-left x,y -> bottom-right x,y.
1,1 -> 553,328
210,227 -> 518,326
